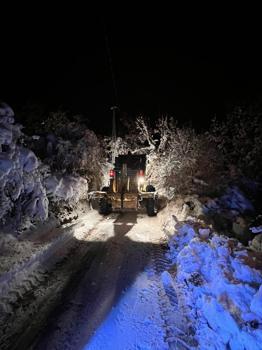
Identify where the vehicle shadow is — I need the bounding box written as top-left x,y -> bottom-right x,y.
113,211 -> 138,237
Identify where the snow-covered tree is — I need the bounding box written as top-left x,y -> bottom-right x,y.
28,111 -> 107,191
133,116 -> 225,197
0,103 -> 49,231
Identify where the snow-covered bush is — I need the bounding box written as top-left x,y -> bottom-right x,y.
44,174 -> 89,222
134,116 -> 225,197
0,105 -> 102,230
45,175 -> 88,204
30,111 -> 107,191
107,110 -> 262,198
0,103 -> 48,231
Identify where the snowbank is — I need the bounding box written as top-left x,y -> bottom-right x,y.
167,223 -> 262,349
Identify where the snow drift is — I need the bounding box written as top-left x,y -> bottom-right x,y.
167,222 -> 262,349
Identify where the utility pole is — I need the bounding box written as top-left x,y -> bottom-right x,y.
111,105 -> 118,164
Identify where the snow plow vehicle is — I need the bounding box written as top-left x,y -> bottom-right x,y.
90,155 -> 158,216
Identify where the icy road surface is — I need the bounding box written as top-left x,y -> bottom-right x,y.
21,211 -> 192,350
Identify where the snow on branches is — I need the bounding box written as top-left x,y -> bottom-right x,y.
0,103 -> 48,231
33,111 -> 106,191
133,116 -> 225,197
105,109 -> 261,197
0,105 -> 105,233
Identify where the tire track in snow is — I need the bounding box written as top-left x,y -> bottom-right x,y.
31,212 -> 167,350
1,211 -> 198,350
0,215 -> 106,350
31,214 -> 135,350
152,245 -> 198,350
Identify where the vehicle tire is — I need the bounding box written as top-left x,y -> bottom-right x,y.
99,197 -> 112,215
146,184 -> 155,192
146,198 -> 157,216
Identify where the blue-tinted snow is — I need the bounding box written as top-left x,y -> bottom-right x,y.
168,223 -> 262,350
84,269 -> 168,350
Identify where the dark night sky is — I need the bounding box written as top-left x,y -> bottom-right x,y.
1,7 -> 262,133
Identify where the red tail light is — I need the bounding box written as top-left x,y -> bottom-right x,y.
109,169 -> 115,178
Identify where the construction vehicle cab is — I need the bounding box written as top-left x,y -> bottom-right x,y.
91,154 -> 158,216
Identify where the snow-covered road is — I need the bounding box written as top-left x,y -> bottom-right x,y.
33,212 -> 168,350
1,210 -> 193,350
3,206 -> 260,349
31,211 -> 186,350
